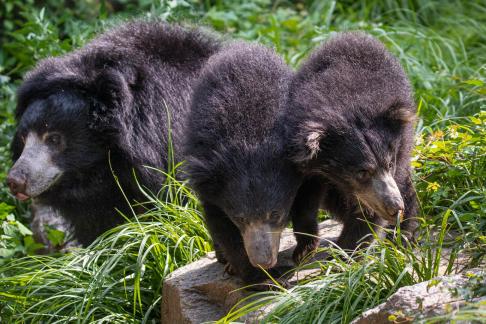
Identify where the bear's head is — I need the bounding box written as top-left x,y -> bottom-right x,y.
291,103 -> 415,223
187,137 -> 302,269
7,64 -> 133,201
287,32 -> 416,223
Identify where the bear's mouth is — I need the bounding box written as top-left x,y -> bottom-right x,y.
15,192 -> 30,201
29,172 -> 64,198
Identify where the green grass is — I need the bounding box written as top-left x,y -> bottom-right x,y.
220,208 -> 484,323
0,0 -> 484,323
0,171 -> 211,322
218,219 -> 455,323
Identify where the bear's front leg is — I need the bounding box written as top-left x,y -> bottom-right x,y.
203,203 -> 286,285
335,198 -> 386,251
213,241 -> 228,265
31,202 -> 79,254
291,178 -> 322,264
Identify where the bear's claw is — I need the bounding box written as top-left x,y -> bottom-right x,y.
224,263 -> 236,275
292,238 -> 319,264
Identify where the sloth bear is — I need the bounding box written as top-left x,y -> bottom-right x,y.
184,42 -> 303,284
7,21 -> 221,251
285,32 -> 418,252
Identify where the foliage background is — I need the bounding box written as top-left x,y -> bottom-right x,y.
0,0 -> 484,322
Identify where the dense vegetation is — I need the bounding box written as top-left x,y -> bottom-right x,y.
0,0 -> 484,322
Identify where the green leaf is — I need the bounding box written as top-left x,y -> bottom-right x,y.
463,79 -> 484,87
16,221 -> 32,236
470,117 -> 482,125
469,201 -> 479,209
46,226 -> 66,247
24,236 -> 45,255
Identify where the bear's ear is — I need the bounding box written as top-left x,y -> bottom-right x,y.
88,68 -> 134,131
384,102 -> 416,125
16,75 -> 83,120
292,121 -> 326,162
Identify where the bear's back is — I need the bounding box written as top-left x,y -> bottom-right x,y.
187,42 -> 292,150
289,32 -> 413,120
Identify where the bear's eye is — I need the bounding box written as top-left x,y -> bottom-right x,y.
270,210 -> 284,223
356,170 -> 371,181
387,160 -> 394,169
232,216 -> 248,227
271,210 -> 281,218
45,133 -> 62,146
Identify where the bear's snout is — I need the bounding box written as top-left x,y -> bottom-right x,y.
384,196 -> 405,219
242,222 -> 282,269
357,171 -> 405,222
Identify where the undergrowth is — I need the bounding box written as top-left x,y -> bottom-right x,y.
218,216 -> 459,323
0,0 -> 484,323
0,170 -> 211,322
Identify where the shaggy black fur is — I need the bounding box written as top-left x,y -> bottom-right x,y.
10,21 -> 221,248
285,32 -> 418,251
184,42 -> 302,283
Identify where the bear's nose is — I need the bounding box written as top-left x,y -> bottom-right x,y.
253,258 -> 277,270
385,197 -> 404,218
7,171 -> 27,198
247,251 -> 278,269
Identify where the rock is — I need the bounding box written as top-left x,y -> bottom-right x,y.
351,269 -> 485,324
161,219 -> 480,324
161,220 -> 343,324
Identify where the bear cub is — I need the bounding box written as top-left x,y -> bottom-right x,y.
285,32 -> 418,253
184,42 -> 303,284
